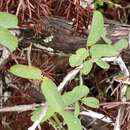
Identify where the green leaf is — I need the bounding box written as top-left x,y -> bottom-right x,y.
0,27 -> 18,51
41,77 -> 65,113
9,64 -> 43,80
74,102 -> 80,118
96,0 -> 104,6
95,59 -> 110,69
90,44 -> 118,58
60,111 -> 82,130
126,87 -> 130,100
69,48 -> 89,67
0,12 -> 18,28
62,85 -> 89,106
113,39 -> 128,52
31,106 -> 55,123
32,85 -> 89,123
76,48 -> 89,56
81,97 -> 100,108
81,60 -> 93,75
87,11 -> 104,46
31,107 -> 42,121
101,29 -> 112,44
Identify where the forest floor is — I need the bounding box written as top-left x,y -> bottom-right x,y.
0,1 -> 130,130
0,18 -> 130,130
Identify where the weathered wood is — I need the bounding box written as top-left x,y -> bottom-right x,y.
20,16 -> 130,53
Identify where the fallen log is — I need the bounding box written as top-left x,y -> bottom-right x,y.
20,16 -> 130,54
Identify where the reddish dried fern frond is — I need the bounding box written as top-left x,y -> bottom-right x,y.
52,0 -> 93,33
0,0 -> 93,32
0,0 -> 51,32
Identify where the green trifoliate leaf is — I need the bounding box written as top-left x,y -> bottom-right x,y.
32,85 -> 89,123
62,85 -> 89,106
87,11 -> 104,46
0,27 -> 18,51
0,12 -> 18,28
81,97 -> 100,108
113,39 -> 128,52
60,111 -> 82,130
90,44 -> 118,58
41,77 -> 65,113
95,59 -> 110,69
81,60 -> 93,75
9,64 -> 43,80
69,48 -> 89,67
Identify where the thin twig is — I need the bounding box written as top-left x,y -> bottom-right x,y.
114,57 -> 129,130
58,65 -> 83,91
0,47 -> 10,68
16,0 -> 25,16
27,43 -> 32,66
0,103 -> 46,112
101,101 -> 130,109
80,110 -> 113,124
33,43 -> 54,52
103,56 -> 129,130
